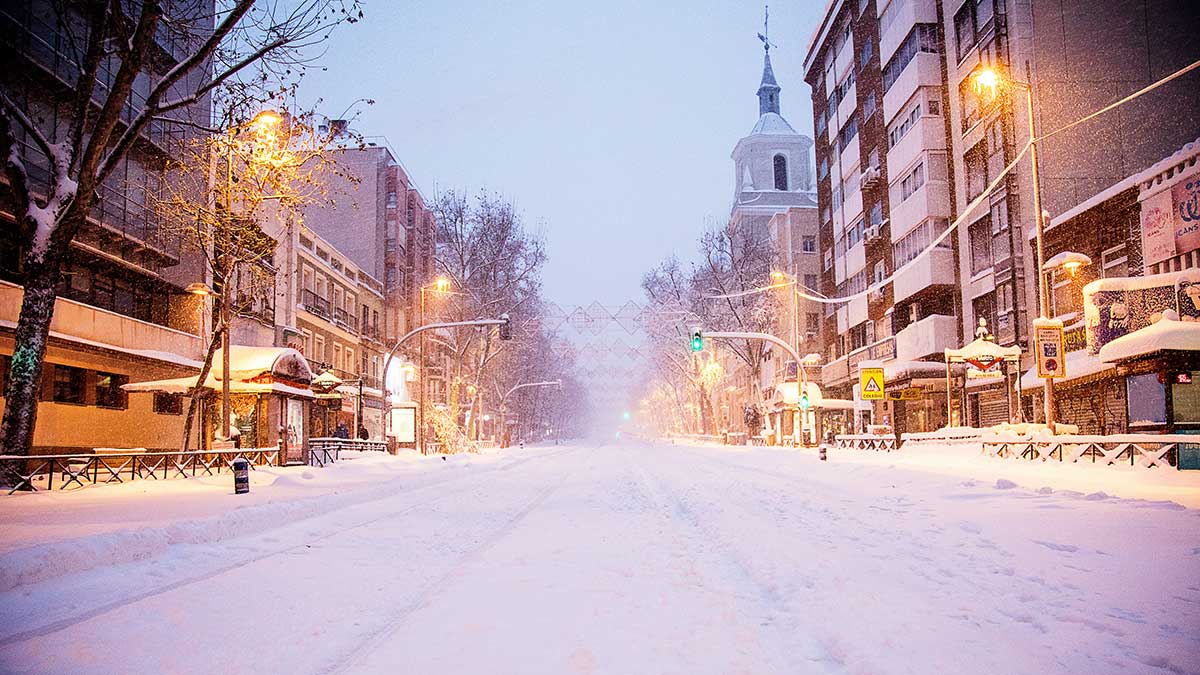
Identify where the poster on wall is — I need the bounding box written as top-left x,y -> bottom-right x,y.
1035,324 -> 1066,379
286,398 -> 304,459
1083,269 -> 1200,354
1141,170 -> 1200,268
391,407 -> 416,443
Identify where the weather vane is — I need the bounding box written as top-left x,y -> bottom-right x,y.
757,4 -> 775,53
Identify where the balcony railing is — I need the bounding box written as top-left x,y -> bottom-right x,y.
301,289 -> 331,320
334,308 -> 359,332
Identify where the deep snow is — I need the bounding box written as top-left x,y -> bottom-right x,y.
0,442 -> 1197,674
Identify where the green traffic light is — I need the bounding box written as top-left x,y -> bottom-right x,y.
799,393 -> 810,410
691,331 -> 703,352
622,411 -> 631,421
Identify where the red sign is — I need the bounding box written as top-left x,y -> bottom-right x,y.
1177,372 -> 1194,384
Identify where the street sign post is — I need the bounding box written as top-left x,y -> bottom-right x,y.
860,366 -> 885,400
1035,323 -> 1066,379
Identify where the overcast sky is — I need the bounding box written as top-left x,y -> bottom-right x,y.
303,1 -> 826,308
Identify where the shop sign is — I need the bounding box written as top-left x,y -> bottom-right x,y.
887,387 -> 923,401
1036,325 -> 1066,379
1142,172 -> 1200,267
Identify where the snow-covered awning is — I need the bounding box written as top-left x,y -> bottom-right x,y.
122,346 -> 315,399
1098,313 -> 1200,363
122,374 -> 314,399
945,338 -> 1022,364
768,381 -> 860,410
1019,349 -> 1114,389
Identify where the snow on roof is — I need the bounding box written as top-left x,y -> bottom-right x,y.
1019,349 -> 1113,389
1098,313 -> 1200,363
211,346 -> 313,382
884,360 -> 946,381
945,338 -> 1022,362
750,112 -> 798,135
122,374 -> 314,399
1046,135 -> 1200,233
1082,267 -> 1200,294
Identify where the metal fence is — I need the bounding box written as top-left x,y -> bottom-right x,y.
2,447 -> 282,493
308,438 -> 388,467
981,434 -> 1189,469
833,434 -> 901,452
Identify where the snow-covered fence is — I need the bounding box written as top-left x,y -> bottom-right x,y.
308,438 -> 388,467
900,428 -> 986,449
2,447 -> 282,493
834,434 -> 901,452
981,434 -> 1192,469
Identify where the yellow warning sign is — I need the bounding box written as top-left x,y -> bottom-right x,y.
860,367 -> 885,400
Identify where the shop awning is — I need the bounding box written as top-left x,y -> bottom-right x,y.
122,346 -> 315,399
1019,349 -> 1114,389
1099,313 -> 1200,363
769,381 -> 865,410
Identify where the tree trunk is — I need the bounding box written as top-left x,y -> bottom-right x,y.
181,325 -> 224,451
0,257 -> 62,487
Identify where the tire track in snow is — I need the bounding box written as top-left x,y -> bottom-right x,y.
627,447 -> 848,674
323,444 -> 598,675
0,445 -> 583,648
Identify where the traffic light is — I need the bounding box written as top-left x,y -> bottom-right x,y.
691,330 -> 703,352
799,393 -> 810,410
499,313 -> 511,340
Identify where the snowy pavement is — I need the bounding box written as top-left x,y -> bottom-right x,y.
1,441 -> 1198,674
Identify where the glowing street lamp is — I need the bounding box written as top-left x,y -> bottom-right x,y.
970,63 -> 1059,429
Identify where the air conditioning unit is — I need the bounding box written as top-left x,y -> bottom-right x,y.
864,224 -> 880,240
859,166 -> 881,191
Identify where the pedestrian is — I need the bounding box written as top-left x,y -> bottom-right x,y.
358,425 -> 369,440
335,421 -> 349,439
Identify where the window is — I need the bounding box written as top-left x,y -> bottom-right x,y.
1127,373 -> 1167,425
892,218 -> 951,267
972,293 -> 995,334
819,158 -> 829,180
816,109 -> 827,135
806,313 -> 821,333
386,191 -> 397,208
882,25 -> 939,92
968,218 -> 992,274
153,392 -> 184,415
824,249 -> 833,271
964,141 -> 988,199
959,74 -> 981,131
862,91 -> 877,119
773,155 -> 788,191
897,161 -> 925,202
879,0 -> 905,37
873,260 -> 886,285
53,365 -> 86,404
1173,372 -> 1200,423
859,39 -> 873,69
802,236 -> 817,253
95,371 -> 128,409
832,185 -> 843,212
954,1 -> 977,61
1102,244 -> 1129,278
869,202 -> 884,227
888,101 -> 922,148
804,274 -> 819,290
838,116 -> 859,152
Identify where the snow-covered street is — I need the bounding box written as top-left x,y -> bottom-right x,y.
1,441 -> 1198,674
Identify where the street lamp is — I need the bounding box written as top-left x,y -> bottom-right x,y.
971,63 -> 1057,429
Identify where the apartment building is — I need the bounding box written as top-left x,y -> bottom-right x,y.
804,0 -> 963,434
0,1 -> 215,452
943,0 -> 1200,427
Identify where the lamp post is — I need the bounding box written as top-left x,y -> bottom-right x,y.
972,63 -> 1058,428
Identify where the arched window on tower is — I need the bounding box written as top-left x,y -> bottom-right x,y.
773,154 -> 788,191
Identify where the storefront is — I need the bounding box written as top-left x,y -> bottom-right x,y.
124,346 -> 315,462
1098,313 -> 1200,436
944,330 -> 1022,429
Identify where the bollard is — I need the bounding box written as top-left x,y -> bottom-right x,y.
819,446 -> 827,461
232,457 -> 250,494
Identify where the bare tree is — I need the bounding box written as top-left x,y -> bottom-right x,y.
0,1 -> 363,474
428,189 -> 547,441
156,105 -> 357,450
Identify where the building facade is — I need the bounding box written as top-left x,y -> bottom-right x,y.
804,0 -> 964,434
0,1 -> 216,452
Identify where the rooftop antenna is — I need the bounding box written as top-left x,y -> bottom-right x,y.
757,4 -> 776,53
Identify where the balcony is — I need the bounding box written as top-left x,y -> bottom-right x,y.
889,179 -> 952,241
886,115 -> 947,179
0,280 -> 202,362
883,52 -> 942,125
894,314 -> 958,362
879,0 -> 939,64
893,246 -> 957,302
300,289 -> 331,321
334,308 -> 359,332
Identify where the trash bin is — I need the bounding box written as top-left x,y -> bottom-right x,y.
232,458 -> 250,494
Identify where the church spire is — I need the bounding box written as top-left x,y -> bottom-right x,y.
756,5 -> 781,116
